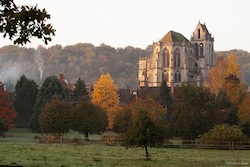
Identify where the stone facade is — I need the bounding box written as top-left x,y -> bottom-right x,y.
138,22 -> 215,87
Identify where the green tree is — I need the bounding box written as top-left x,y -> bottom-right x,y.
113,99 -> 167,159
158,79 -> 172,117
39,98 -> 72,134
72,101 -> 108,141
13,75 -> 38,128
91,73 -> 120,129
73,78 -> 88,101
213,90 -> 237,125
30,76 -> 66,132
168,84 -> 215,139
0,0 -> 55,45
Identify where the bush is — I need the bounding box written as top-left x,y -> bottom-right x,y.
36,134 -> 63,143
197,124 -> 247,149
198,124 -> 246,142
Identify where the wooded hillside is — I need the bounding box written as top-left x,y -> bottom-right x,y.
0,44 -> 249,91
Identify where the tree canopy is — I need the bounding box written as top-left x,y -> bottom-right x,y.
113,98 -> 167,159
168,84 -> 215,139
13,75 -> 38,127
72,101 -> 108,140
39,98 -> 72,134
91,73 -> 120,129
0,0 -> 55,45
30,75 -> 66,132
0,83 -> 16,129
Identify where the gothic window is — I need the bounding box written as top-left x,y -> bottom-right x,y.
195,43 -> 199,59
166,73 -> 169,82
162,73 -> 165,81
174,48 -> 180,67
200,43 -> 203,57
178,73 -> 181,82
198,29 -> 200,38
174,73 -> 177,82
162,49 -> 170,68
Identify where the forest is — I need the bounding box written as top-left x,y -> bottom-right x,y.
0,43 -> 249,91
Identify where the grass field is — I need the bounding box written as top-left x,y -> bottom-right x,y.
0,129 -> 250,167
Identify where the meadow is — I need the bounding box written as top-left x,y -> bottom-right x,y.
0,129 -> 249,167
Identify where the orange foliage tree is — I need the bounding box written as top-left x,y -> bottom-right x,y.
91,74 -> 120,129
0,83 -> 17,129
238,94 -> 250,124
206,54 -> 242,93
205,53 -> 246,106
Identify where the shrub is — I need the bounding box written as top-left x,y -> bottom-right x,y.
198,124 -> 246,142
197,124 -> 247,149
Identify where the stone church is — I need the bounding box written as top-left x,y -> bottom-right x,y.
138,22 -> 215,88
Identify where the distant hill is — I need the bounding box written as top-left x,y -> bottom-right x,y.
0,44 -> 249,92
0,44 -> 151,91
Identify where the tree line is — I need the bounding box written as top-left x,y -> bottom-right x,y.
0,54 -> 250,159
1,44 -> 250,91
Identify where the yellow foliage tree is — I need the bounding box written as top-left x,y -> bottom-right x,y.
91,73 -> 120,129
238,94 -> 250,124
205,53 -> 246,106
206,54 -> 242,93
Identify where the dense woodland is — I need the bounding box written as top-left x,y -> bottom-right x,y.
0,44 -> 250,91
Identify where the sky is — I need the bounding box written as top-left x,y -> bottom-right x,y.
1,0 -> 250,52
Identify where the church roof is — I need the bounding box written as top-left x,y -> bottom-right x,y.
160,31 -> 189,43
199,22 -> 209,34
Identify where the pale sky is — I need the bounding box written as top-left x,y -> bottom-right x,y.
1,0 -> 250,51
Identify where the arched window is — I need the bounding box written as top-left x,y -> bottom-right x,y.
166,73 -> 169,82
195,43 -> 199,59
200,43 -> 203,57
198,29 -> 200,39
174,73 -> 177,82
178,73 -> 181,82
162,49 -> 169,68
174,48 -> 180,67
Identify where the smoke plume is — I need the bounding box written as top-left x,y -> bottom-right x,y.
34,48 -> 44,81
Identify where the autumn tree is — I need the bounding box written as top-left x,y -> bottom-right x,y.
0,83 -> 17,132
113,98 -> 167,159
206,54 -> 242,93
72,101 -> 108,141
168,84 -> 215,139
206,54 -> 246,106
39,98 -> 72,134
13,75 -> 38,128
30,76 -> 66,132
0,0 -> 55,45
238,94 -> 250,124
224,74 -> 246,107
91,73 -> 120,129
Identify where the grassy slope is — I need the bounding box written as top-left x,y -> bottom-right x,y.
0,129 -> 249,167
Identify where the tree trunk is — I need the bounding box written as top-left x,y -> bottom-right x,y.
84,133 -> 89,141
145,145 -> 150,160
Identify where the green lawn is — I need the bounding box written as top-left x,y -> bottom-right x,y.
0,129 -> 249,167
